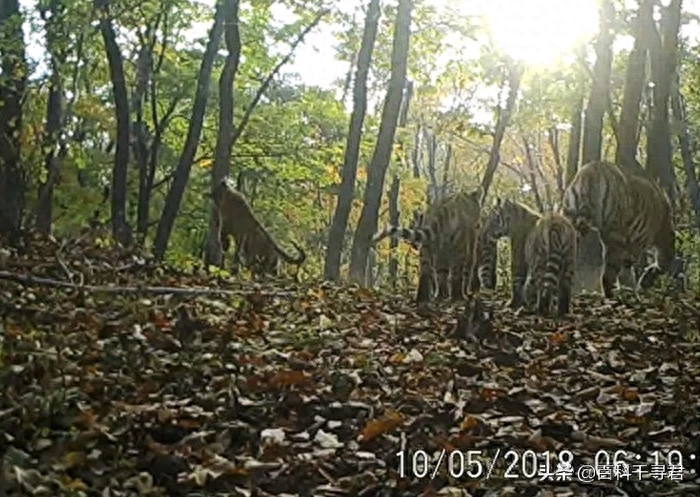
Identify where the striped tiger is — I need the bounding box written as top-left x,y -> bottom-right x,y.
478,198 -> 541,308
561,161 -> 674,297
476,226 -> 498,290
372,187 -> 484,303
523,212 -> 578,316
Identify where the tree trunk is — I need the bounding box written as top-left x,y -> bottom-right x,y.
411,123 -> 421,178
388,174 -> 400,288
341,45 -> 357,104
324,0 -> 381,281
480,61 -> 523,199
441,144 -> 452,198
133,18 -> 158,243
566,96 -> 583,187
153,0 -> 227,261
646,0 -> 681,206
581,0 -> 614,165
547,127 -> 564,199
671,84 -> 700,231
0,0 -> 27,244
36,0 -> 66,234
522,136 -> 544,212
348,0 -> 413,284
205,0 -> 241,268
615,0 -> 651,169
425,131 -> 440,202
95,0 -> 132,246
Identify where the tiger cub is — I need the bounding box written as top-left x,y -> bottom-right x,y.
475,221 -> 498,291
214,180 -> 306,277
478,198 -> 541,308
561,161 -> 674,297
372,187 -> 484,303
523,212 -> 578,316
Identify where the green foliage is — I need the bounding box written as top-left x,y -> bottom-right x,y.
677,229 -> 700,292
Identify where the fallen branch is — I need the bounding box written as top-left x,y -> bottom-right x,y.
0,271 -> 296,297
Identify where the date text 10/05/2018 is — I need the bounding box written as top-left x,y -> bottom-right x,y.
395,449 -> 690,481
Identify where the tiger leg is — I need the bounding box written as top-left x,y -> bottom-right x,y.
557,246 -> 575,316
639,228 -> 675,290
450,263 -> 464,301
509,237 -> 528,308
463,236 -> 480,297
557,265 -> 573,315
522,275 -> 535,311
416,246 -> 434,303
478,238 -> 497,291
536,259 -> 551,316
435,243 -> 450,300
601,243 -> 624,298
537,287 -> 550,315
450,252 -> 466,301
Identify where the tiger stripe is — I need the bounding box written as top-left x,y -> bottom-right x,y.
478,198 -> 541,308
523,212 -> 577,316
561,161 -> 674,297
372,187 -> 483,303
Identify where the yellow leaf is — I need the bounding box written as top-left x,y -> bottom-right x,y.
62,451 -> 86,469
389,353 -> 406,364
358,412 -> 404,442
59,476 -> 88,491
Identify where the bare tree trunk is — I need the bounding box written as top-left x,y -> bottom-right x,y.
566,96 -> 583,186
341,49 -> 356,104
480,61 -> 523,198
36,0 -> 66,234
646,0 -> 681,206
581,0 -> 614,165
0,0 -> 27,244
95,0 -> 132,246
324,0 -> 381,281
671,84 -> 700,231
132,10 -> 165,243
348,0 -> 413,284
615,0 -> 651,169
441,144 -> 452,198
522,135 -> 544,212
153,0 -> 227,261
547,127 -> 564,199
411,123 -> 421,178
205,0 -> 241,268
426,131 -> 438,201
379,77 -> 414,288
387,175 -> 400,288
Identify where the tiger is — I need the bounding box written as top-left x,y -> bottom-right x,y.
213,179 -> 306,277
561,161 -> 674,298
522,212 -> 578,316
478,198 -> 541,308
475,222 -> 498,291
372,187 -> 484,303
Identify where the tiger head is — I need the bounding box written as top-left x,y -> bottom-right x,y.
483,197 -> 518,240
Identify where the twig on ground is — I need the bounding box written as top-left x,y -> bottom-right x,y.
0,271 -> 296,297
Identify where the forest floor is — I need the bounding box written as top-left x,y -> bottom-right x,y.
1,235 -> 699,497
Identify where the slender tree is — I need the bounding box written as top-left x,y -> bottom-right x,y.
348,0 -> 414,284
324,0 -> 381,281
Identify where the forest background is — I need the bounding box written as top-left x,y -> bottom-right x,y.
1,0 -> 700,294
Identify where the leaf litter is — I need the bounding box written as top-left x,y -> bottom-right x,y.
1,235 -> 699,497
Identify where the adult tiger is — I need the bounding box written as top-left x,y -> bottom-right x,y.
561,161 -> 674,297
372,187 -> 484,303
